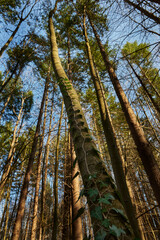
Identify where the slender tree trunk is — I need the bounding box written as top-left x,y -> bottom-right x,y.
40,91 -> 54,240
31,80 -> 49,240
124,0 -> 160,24
83,12 -> 141,239
0,20 -> 23,58
126,58 -> 160,114
87,13 -> 160,207
24,198 -> 33,240
0,0 -> 37,58
52,100 -> 64,240
0,62 -> 20,93
139,66 -> 160,99
0,94 -> 11,121
0,98 -> 24,197
62,124 -> 71,240
71,144 -> 83,240
49,9 -> 133,239
11,76 -> 49,240
3,191 -> 10,240
0,186 -> 10,238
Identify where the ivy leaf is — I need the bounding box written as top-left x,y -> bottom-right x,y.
73,207 -> 85,222
88,173 -> 97,180
99,182 -> 109,189
91,206 -> 103,220
77,188 -> 85,202
88,188 -> 99,198
72,157 -> 78,169
98,193 -> 115,205
72,171 -> 79,181
109,225 -> 126,237
111,208 -> 127,221
102,219 -> 110,228
95,229 -> 107,240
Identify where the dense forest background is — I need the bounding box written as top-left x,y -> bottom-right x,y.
0,0 -> 160,239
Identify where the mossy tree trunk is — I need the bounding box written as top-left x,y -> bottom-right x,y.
49,10 -> 133,239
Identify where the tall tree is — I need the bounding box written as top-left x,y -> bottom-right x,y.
11,74 -> 49,240
52,100 -> 64,240
49,6 -> 133,239
86,6 -> 160,207
83,10 -> 141,238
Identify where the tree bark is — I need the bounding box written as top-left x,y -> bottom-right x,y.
49,10 -> 133,239
71,145 -> 83,240
62,126 -> 71,240
87,13 -> 160,207
52,100 -> 64,240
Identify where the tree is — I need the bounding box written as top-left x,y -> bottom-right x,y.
85,4 -> 160,207
0,0 -> 37,57
11,74 -> 49,240
49,6 -> 133,239
83,10 -> 141,238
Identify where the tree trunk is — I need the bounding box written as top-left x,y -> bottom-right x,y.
40,90 -> 54,240
83,12 -> 141,239
0,94 -> 11,121
24,198 -> 33,240
0,20 -> 23,58
31,79 -> 49,240
71,144 -> 83,240
0,97 -> 24,198
87,13 -> 160,207
3,191 -> 10,240
11,76 -> 49,240
124,0 -> 160,24
62,125 -> 71,240
52,100 -> 64,240
49,10 -> 133,239
0,63 -> 21,93
126,58 -> 160,114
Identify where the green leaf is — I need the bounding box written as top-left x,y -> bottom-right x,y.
72,171 -> 79,181
77,188 -> 85,202
88,173 -> 97,180
98,193 -> 115,205
95,229 -> 107,240
91,206 -> 103,220
73,157 -> 78,169
99,182 -> 109,189
88,188 -> 99,198
102,219 -> 110,228
109,225 -> 125,237
73,207 -> 85,222
111,208 -> 127,221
